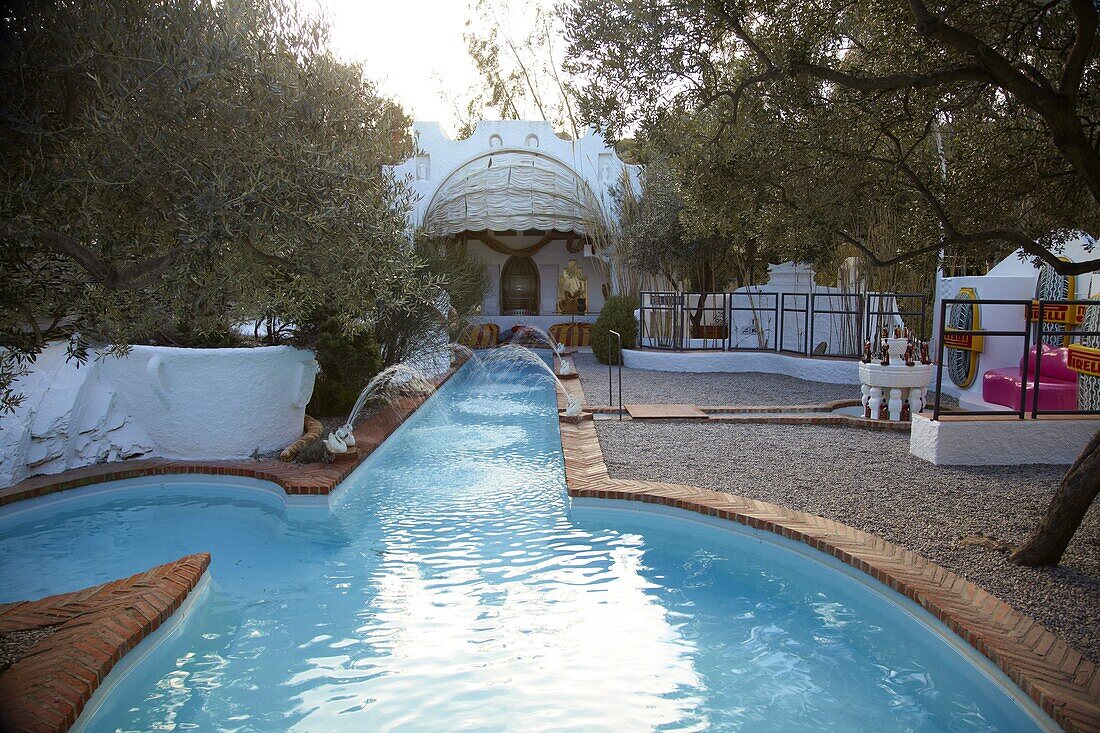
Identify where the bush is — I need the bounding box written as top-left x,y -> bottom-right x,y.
592,295 -> 638,365
295,311 -> 382,418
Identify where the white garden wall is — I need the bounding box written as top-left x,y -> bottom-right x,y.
0,343 -> 317,487
621,349 -> 860,385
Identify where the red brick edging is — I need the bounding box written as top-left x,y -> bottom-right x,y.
558,416 -> 1099,733
0,554 -> 210,733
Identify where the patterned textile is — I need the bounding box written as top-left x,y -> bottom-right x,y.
549,322 -> 592,347
460,323 -> 500,349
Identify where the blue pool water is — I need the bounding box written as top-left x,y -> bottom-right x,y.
0,362 -> 1049,731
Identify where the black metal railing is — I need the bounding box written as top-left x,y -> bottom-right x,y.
931,297 -> 1100,420
727,292 -> 778,351
778,293 -> 810,355
866,292 -> 928,342
810,292 -> 864,358
608,329 -> 623,419
638,292 -> 682,350
638,289 -> 927,359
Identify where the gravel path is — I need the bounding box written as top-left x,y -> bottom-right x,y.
593,419 -> 1100,663
574,351 -> 856,406
0,626 -> 57,672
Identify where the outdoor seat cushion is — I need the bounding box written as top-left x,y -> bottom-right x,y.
549,322 -> 592,348
982,345 -> 1078,412
460,323 -> 500,349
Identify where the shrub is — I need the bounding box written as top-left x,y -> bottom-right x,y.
295,312 -> 382,418
592,295 -> 638,365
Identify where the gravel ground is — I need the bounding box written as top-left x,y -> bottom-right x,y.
594,419 -> 1100,663
574,351 -> 857,406
0,626 -> 57,672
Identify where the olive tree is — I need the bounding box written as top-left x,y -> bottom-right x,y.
0,0 -> 427,410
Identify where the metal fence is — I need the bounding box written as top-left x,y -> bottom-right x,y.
867,292 -> 927,343
931,297 -> 1100,419
639,290 -> 926,359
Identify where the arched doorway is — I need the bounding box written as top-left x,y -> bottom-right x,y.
500,256 -> 539,315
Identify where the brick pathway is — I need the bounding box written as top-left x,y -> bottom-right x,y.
0,554 -> 210,733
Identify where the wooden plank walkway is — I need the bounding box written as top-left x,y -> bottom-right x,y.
625,403 -> 708,419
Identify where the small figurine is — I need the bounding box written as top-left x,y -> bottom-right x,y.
903,327 -> 910,341
881,326 -> 889,340
894,326 -> 902,339
919,340 -> 931,365
879,339 -> 890,366
904,343 -> 915,366
861,340 -> 873,363
901,399 -> 910,422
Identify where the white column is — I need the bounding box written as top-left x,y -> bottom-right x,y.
888,388 -> 903,421
869,387 -> 884,420
909,387 -> 925,413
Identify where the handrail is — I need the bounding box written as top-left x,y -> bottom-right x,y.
608,329 -> 623,419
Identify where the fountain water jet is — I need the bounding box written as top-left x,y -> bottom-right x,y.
508,323 -> 572,377
478,344 -> 583,416
327,362 -> 437,453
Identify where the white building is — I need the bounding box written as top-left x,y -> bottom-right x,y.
386,120 -> 640,333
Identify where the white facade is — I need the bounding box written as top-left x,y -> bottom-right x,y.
386,120 -> 641,329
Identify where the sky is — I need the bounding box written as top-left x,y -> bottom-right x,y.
311,0 -> 555,137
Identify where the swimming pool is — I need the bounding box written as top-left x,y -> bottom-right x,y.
0,361 -> 1054,731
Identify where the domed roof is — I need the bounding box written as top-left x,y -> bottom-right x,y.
423,150 -> 605,236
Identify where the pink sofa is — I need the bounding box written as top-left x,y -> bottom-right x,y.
982,344 -> 1078,411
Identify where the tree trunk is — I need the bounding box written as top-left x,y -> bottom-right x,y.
1010,429 -> 1100,566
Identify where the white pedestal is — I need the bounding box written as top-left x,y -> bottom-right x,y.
859,362 -> 934,421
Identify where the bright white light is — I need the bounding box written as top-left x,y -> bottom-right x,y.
309,0 -> 556,136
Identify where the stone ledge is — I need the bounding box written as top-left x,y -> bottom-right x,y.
0,554 -> 210,733
559,416 -> 1098,733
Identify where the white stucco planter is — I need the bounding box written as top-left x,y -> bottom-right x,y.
910,413 -> 1097,465
96,345 -> 318,459
621,348 -> 860,385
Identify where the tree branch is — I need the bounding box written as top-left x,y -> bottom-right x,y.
793,62 -> 992,92
1060,0 -> 1098,102
4,224 -> 191,290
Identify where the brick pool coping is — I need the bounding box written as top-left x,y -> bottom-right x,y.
558,415 -> 1099,732
0,554 -> 210,733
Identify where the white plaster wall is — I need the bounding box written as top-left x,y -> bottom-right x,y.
97,345 -> 317,459
910,413 -> 1098,465
935,274 -> 1037,402
0,344 -> 318,487
621,349 -> 860,385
